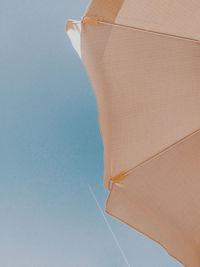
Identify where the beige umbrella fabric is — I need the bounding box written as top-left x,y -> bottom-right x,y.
66,1 -> 200,266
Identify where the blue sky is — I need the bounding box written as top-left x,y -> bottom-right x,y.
0,1 -> 182,266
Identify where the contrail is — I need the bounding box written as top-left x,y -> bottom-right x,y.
88,184 -> 131,267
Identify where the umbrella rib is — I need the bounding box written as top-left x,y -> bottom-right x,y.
111,127 -> 200,184
82,15 -> 200,44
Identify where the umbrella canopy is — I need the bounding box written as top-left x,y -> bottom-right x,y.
66,1 -> 200,266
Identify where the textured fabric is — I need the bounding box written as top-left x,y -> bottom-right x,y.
66,1 -> 200,266
86,0 -> 124,23
116,0 -> 200,40
106,129 -> 200,267
86,0 -> 200,40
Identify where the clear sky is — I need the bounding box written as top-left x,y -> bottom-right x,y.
1,1 -> 182,266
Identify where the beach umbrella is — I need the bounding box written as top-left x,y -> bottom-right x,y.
66,1 -> 200,266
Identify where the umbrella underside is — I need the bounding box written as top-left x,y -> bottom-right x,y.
67,1 -> 200,266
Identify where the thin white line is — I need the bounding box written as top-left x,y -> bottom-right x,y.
88,184 -> 131,267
